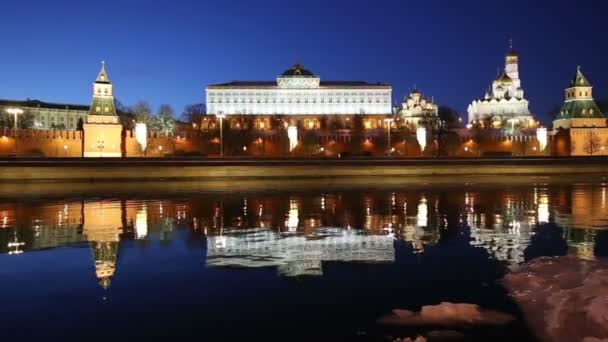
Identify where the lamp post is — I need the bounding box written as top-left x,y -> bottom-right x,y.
97,140 -> 104,157
6,108 -> 23,130
508,118 -> 519,134
384,118 -> 394,155
216,112 -> 226,157
6,108 -> 23,157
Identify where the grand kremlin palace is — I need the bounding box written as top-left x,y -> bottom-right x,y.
206,63 -> 393,131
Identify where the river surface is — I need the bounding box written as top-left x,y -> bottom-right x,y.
1,176 -> 608,341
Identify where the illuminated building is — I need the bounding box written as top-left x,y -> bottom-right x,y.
0,99 -> 88,130
552,67 -> 608,156
467,44 -> 536,129
83,62 -> 123,157
398,88 -> 438,129
205,63 -> 392,131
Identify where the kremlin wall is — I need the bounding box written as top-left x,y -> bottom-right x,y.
0,46 -> 606,159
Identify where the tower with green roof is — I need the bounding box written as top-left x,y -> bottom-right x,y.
553,67 -> 608,156
554,67 -> 605,129
83,62 -> 123,157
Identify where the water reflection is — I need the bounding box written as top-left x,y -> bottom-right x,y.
1,183 -> 608,287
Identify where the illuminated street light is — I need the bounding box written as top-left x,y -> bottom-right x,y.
508,118 -> 519,133
384,118 -> 394,155
217,112 -> 226,156
6,108 -> 23,130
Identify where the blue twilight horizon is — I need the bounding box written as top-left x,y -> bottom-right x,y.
1,0 -> 607,124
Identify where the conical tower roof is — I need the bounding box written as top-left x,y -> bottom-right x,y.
95,61 -> 111,84
570,66 -> 591,87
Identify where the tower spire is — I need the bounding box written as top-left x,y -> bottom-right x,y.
96,61 -> 110,84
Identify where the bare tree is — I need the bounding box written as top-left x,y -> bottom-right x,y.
132,101 -> 154,126
584,132 -> 601,155
181,103 -> 206,126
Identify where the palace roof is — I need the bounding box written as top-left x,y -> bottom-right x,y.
0,98 -> 89,111
207,81 -> 390,89
281,63 -> 315,77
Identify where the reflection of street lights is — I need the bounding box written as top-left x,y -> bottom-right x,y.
216,113 -> 226,156
6,108 -> 23,156
6,108 -> 23,130
97,140 -> 104,157
384,118 -> 394,155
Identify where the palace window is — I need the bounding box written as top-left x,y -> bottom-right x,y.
96,106 -> 101,113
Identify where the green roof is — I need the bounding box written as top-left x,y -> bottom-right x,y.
282,63 -> 315,77
95,61 -> 111,84
89,97 -> 117,116
570,66 -> 591,87
556,99 -> 604,120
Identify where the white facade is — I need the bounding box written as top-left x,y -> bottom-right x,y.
206,227 -> 394,277
399,89 -> 438,128
467,48 -> 534,127
206,63 -> 392,116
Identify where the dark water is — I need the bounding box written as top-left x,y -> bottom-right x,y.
1,177 -> 608,341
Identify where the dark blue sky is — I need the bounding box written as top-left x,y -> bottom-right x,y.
1,0 -> 607,124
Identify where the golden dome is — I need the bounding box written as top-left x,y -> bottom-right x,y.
497,72 -> 513,85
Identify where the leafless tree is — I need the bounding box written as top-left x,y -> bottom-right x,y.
584,132 -> 602,155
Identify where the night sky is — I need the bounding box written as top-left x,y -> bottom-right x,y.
1,0 -> 607,124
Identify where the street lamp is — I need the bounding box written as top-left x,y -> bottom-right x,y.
97,140 -> 104,157
384,118 -> 394,155
6,108 -> 23,130
216,112 -> 226,156
63,144 -> 68,157
508,118 -> 519,133
6,108 -> 23,157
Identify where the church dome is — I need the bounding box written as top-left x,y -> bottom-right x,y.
497,72 -> 513,85
282,63 -> 314,77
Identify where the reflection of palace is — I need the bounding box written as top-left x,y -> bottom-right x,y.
207,228 -> 394,277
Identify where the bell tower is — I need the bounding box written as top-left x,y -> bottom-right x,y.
83,62 -> 123,157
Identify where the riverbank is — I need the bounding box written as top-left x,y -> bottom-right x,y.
0,157 -> 607,181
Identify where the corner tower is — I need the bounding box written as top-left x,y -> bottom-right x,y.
83,62 -> 123,157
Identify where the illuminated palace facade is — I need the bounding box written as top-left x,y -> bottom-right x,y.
205,63 -> 396,146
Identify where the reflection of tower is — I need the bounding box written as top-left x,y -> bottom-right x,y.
135,206 -> 148,239
83,201 -> 123,290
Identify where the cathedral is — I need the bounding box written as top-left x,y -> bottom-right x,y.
467,45 -> 536,130
398,88 -> 438,129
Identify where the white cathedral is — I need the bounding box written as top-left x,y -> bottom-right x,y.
467,45 -> 536,130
